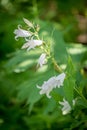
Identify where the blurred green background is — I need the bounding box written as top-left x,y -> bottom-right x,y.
0,0 -> 87,130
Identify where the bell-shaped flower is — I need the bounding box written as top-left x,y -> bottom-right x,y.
38,53 -> 47,67
59,99 -> 71,115
37,76 -> 56,98
37,73 -> 66,98
22,39 -> 43,51
59,98 -> 75,115
14,25 -> 31,40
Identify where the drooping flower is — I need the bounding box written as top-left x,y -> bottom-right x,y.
21,39 -> 43,51
37,76 -> 56,98
59,98 -> 75,115
37,73 -> 66,98
14,25 -> 31,40
38,53 -> 47,67
59,99 -> 71,115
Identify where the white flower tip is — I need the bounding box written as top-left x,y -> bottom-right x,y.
23,18 -> 33,28
73,100 -> 75,106
14,36 -> 19,41
21,46 -> 25,49
35,40 -> 43,46
38,53 -> 47,68
21,43 -> 28,49
61,72 -> 66,78
62,73 -> 66,78
46,94 -> 51,98
37,85 -> 41,89
18,24 -> 22,28
13,29 -> 16,34
62,110 -> 70,115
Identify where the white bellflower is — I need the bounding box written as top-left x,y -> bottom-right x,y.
59,98 -> 75,115
22,39 -> 43,51
37,73 -> 66,98
14,25 -> 31,40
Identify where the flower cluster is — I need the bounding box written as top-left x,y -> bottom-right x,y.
14,18 -> 75,115
37,73 -> 66,98
14,18 -> 46,68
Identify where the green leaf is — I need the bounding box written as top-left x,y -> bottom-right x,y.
63,77 -> 75,106
43,98 -> 56,114
66,44 -> 87,63
5,49 -> 41,72
63,56 -> 76,105
51,87 -> 64,103
77,97 -> 87,108
17,66 -> 55,112
52,29 -> 67,64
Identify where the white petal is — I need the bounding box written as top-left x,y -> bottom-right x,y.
56,73 -> 66,88
46,91 -> 51,98
33,40 -> 43,46
36,85 -> 41,89
21,42 -> 30,49
56,73 -> 66,81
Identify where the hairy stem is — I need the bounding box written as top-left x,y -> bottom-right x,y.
52,58 -> 63,73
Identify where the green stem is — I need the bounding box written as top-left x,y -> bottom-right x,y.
52,58 -> 63,73
35,31 -> 63,73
